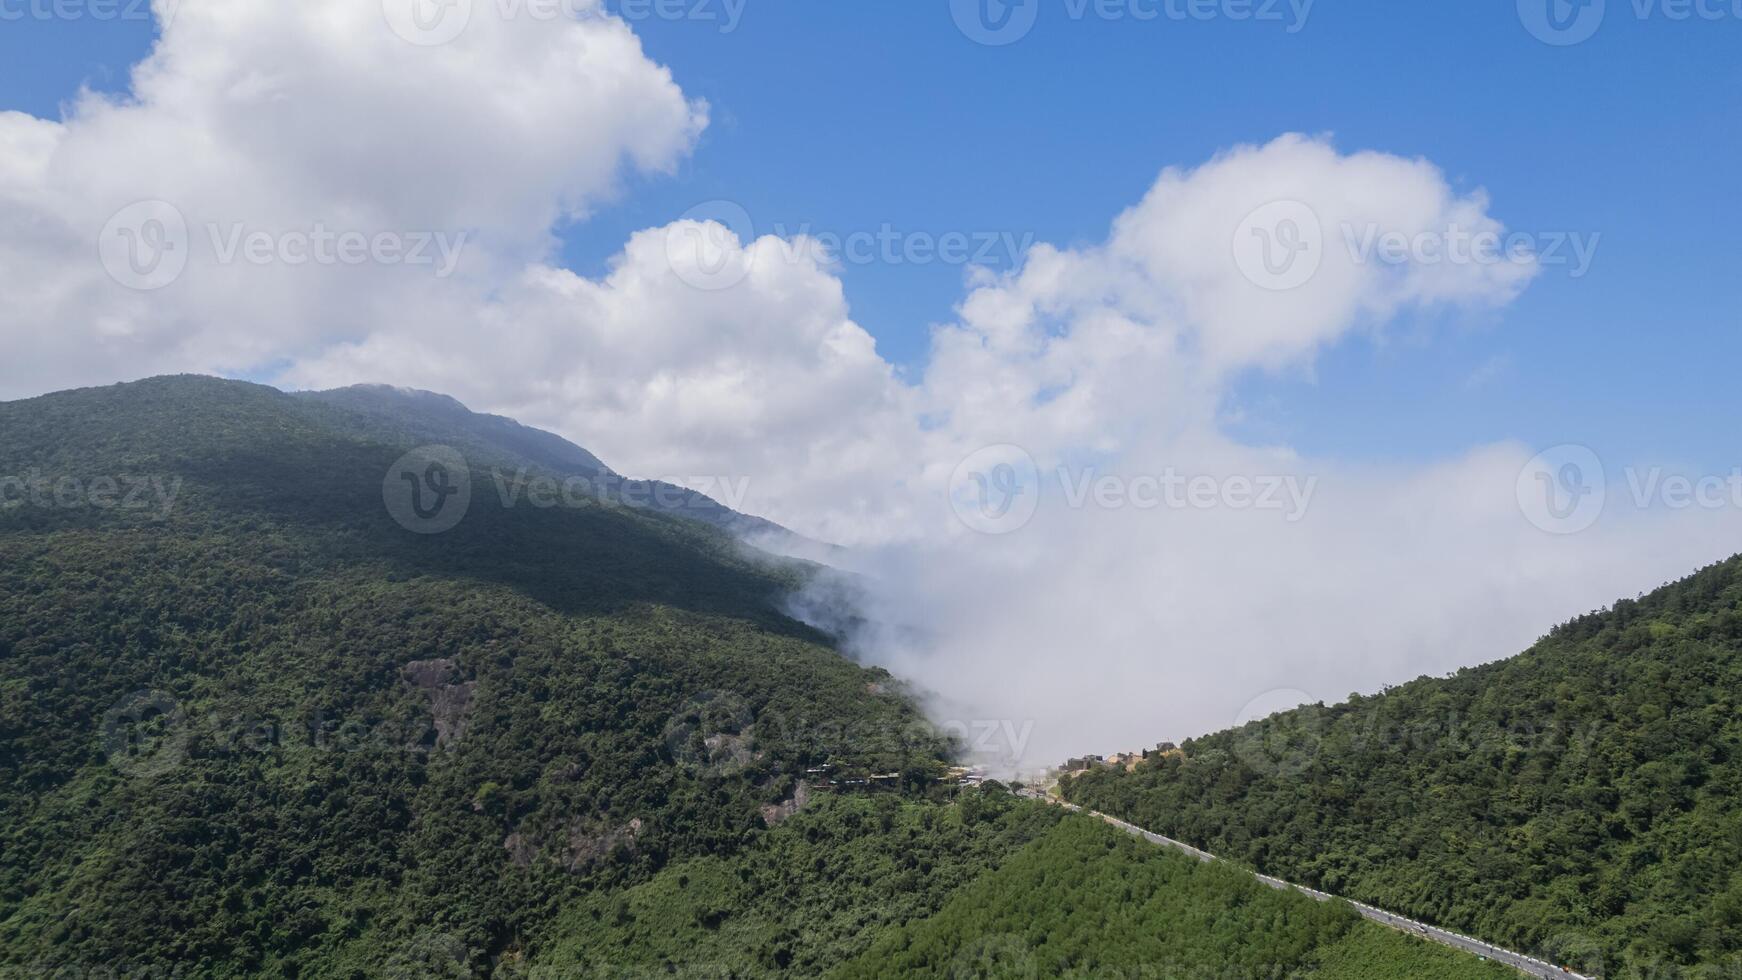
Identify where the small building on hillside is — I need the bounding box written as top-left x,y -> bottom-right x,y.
945,766 -> 989,786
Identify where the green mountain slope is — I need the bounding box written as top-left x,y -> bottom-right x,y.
1062,556 -> 1742,978
295,383 -> 811,547
0,375 -> 1533,979
528,793 -> 1514,980
528,790 -> 1067,977
833,814 -> 1515,980
0,376 -> 936,976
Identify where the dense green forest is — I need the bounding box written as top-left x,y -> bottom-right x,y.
1063,556 -> 1742,979
0,377 -> 950,975
0,376 -> 1542,978
529,790 -> 1066,977
834,814 -> 1516,980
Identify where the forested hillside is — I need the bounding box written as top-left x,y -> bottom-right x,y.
0,376 -> 941,976
834,815 -> 1515,980
0,375 -> 1534,979
295,384 -> 807,546
1063,556 -> 1742,979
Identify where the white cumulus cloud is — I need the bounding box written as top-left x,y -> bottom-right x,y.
0,0 -> 704,397
4,12 -> 1735,775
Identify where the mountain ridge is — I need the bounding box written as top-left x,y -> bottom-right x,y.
1,373 -> 1711,979
5,373 -> 813,551
1062,553 -> 1742,977
0,373 -> 939,975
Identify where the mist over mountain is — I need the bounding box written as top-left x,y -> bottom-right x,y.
5,1 -> 1738,976
1065,556 -> 1742,977
1,374 -> 1523,978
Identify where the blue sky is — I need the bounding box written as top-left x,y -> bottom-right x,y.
9,0 -> 1742,756
4,0 -> 1738,471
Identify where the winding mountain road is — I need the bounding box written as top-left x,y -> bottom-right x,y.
1028,793 -> 1593,980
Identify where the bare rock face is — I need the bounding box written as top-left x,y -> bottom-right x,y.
400,658 -> 458,690
401,658 -> 477,748
759,780 -> 813,827
502,830 -> 538,868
